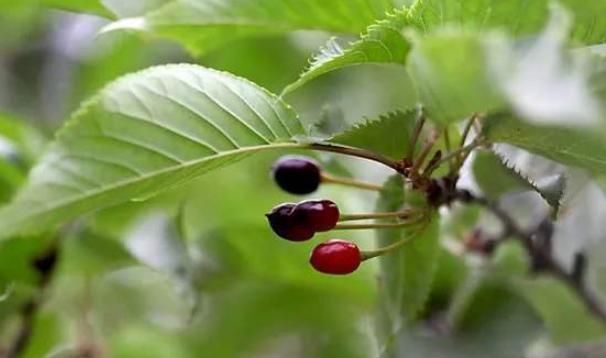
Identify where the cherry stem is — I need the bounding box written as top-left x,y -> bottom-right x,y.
410,132 -> 440,177
459,114 -> 478,148
321,173 -> 382,192
334,221 -> 420,231
443,128 -> 454,173
409,113 -> 426,158
424,141 -> 479,178
339,210 -> 417,222
308,143 -> 404,173
361,236 -> 414,260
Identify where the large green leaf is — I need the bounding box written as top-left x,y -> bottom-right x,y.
406,31 -> 504,125
407,5 -> 604,127
0,64 -> 305,239
283,5 -> 413,94
409,0 -> 606,45
331,110 -> 417,160
376,175 -> 440,322
483,115 -> 606,176
101,0 -> 396,55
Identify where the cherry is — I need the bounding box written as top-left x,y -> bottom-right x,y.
265,203 -> 315,241
266,200 -> 340,241
272,156 -> 321,195
294,199 -> 340,232
309,239 -> 361,275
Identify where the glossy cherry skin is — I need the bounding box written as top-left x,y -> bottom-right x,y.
265,203 -> 314,241
309,239 -> 361,275
294,199 -> 340,232
272,156 -> 321,195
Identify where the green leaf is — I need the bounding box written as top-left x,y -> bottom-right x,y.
42,0 -> 114,17
407,6 -> 604,127
472,150 -> 564,212
330,109 -> 417,160
0,64 -> 305,239
101,0 -> 396,55
407,31 -> 504,125
102,0 -> 169,17
409,0 -> 606,45
516,276 -> 606,344
483,115 -> 606,176
283,5 -> 413,94
376,175 -> 440,322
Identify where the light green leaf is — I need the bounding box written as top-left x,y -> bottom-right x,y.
101,0 -> 395,55
42,0 -> 114,17
331,109 -> 417,160
102,0 -> 169,17
0,64 -> 305,239
473,150 -> 564,212
407,6 -> 604,127
283,5 -> 413,94
489,6 -> 603,127
407,31 -> 504,125
376,175 -> 440,322
409,0 -> 606,45
516,276 -> 606,344
483,114 -> 606,176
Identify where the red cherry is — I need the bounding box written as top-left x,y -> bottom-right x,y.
294,199 -> 340,232
309,239 -> 361,275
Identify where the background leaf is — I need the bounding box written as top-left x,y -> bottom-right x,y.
102,0 -> 396,55
409,0 -> 606,45
483,115 -> 606,176
0,64 -> 305,239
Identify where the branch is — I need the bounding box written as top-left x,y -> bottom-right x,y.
5,245 -> 59,358
455,191 -> 606,324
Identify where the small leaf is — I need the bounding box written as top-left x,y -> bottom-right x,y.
473,150 -> 564,213
0,64 -> 305,239
283,5 -> 413,94
376,175 -> 440,322
331,109 -> 418,160
101,0 -> 394,55
483,114 -> 606,176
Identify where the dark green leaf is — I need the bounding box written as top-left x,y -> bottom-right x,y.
331,109 -> 418,160
472,150 -> 564,212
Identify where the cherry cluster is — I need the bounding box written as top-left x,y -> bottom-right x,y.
266,156 -> 362,275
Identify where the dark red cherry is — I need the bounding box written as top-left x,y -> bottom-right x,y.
309,239 -> 361,275
272,156 -> 321,195
265,203 -> 315,241
294,199 -> 339,232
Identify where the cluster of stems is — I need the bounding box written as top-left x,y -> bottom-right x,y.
306,111 -> 606,325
